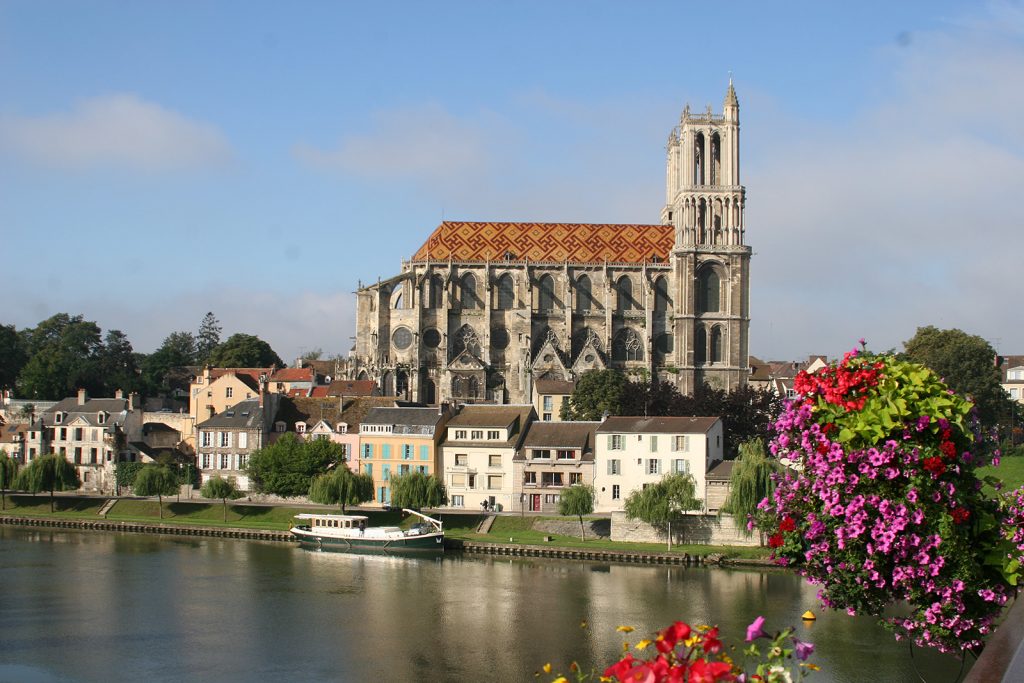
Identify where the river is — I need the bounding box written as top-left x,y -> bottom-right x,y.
0,526 -> 962,682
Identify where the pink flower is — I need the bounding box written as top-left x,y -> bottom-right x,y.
745,616 -> 766,642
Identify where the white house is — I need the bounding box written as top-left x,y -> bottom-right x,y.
593,416 -> 723,513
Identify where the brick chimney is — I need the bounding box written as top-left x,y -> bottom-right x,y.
77,388 -> 87,405
115,389 -> 124,399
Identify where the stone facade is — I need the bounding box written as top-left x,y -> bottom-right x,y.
351,83 -> 751,405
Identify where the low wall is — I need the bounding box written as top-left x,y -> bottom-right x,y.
533,518 -> 611,539
611,511 -> 760,547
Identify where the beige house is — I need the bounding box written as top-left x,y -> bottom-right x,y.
1000,355 -> 1024,405
593,416 -> 723,513
440,404 -> 534,511
190,367 -> 270,424
195,397 -> 278,491
532,379 -> 575,422
514,420 -> 599,513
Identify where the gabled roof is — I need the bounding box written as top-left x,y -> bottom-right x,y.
197,399 -> 263,429
519,421 -> 600,461
42,397 -> 130,427
446,405 -> 536,449
411,221 -> 674,264
597,416 -> 720,434
534,379 -> 576,395
271,367 -> 315,383
362,406 -> 446,430
206,368 -> 273,386
324,379 -> 379,397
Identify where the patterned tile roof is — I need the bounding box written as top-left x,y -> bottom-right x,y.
411,221 -> 673,264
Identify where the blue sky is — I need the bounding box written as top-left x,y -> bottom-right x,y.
2,1 -> 1022,363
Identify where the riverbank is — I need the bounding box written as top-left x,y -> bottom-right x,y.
0,494 -> 771,563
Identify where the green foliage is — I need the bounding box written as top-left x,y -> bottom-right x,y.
195,312 -> 222,365
558,484 -> 595,541
17,314 -> 105,399
388,471 -> 448,510
200,474 -> 242,522
207,333 -> 284,369
723,439 -> 779,534
0,451 -> 19,510
0,323 -> 27,389
246,433 -> 341,497
98,329 -> 142,395
904,326 -> 1012,426
624,473 -> 702,527
132,465 -> 181,519
15,453 -> 81,512
141,331 -> 197,394
308,466 -> 374,512
563,369 -> 627,420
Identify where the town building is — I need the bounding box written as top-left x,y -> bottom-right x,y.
195,396 -> 279,490
533,378 -> 575,422
593,415 -> 723,513
1000,355 -> 1024,405
439,404 -> 535,511
358,406 -> 451,506
514,420 -> 599,513
350,83 -> 751,405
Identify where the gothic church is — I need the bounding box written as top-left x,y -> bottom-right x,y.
351,83 -> 750,405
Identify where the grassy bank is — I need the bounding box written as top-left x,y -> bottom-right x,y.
979,454 -> 1024,492
0,495 -> 767,560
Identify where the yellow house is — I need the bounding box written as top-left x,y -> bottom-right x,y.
190,368 -> 270,423
358,406 -> 451,506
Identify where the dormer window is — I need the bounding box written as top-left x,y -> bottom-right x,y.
97,412 -> 106,425
337,423 -> 348,434
274,421 -> 286,433
54,412 -> 63,424
296,423 -> 307,433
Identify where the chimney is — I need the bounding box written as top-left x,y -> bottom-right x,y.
115,389 -> 124,399
128,392 -> 138,412
77,388 -> 87,405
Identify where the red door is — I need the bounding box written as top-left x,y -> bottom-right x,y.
531,494 -> 541,512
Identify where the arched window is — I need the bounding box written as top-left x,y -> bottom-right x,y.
612,328 -> 644,362
575,275 -> 594,313
466,376 -> 479,399
616,276 -> 635,312
496,274 -> 515,310
694,132 -> 705,185
654,276 -> 670,312
451,324 -> 481,359
694,327 -> 707,365
421,377 -> 436,405
395,370 -> 409,397
427,275 -> 444,309
461,273 -> 479,309
710,132 -> 720,185
393,290 -> 403,309
710,326 -> 724,364
451,376 -> 464,397
381,371 -> 393,396
538,274 -> 556,311
696,268 -> 720,314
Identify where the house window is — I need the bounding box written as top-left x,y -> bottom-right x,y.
60,428 -> 67,440
202,454 -> 211,469
74,447 -> 82,464
402,445 -> 413,460
455,430 -> 467,440
201,431 -> 212,447
544,494 -> 560,504
238,454 -> 247,469
416,465 -> 428,475
607,459 -> 620,475
471,430 -> 483,440
542,472 -> 563,487
487,430 -> 500,440
650,435 -> 658,452
362,444 -> 373,458
90,448 -> 98,464
226,387 -> 233,398
220,432 -> 230,447
400,464 -> 410,475
452,495 -> 464,507
54,413 -> 63,424
570,473 -> 582,485
73,428 -> 83,441
467,474 -> 476,488
543,413 -> 552,421
648,459 -> 661,475
608,434 -> 623,450
97,413 -> 105,425
419,445 -> 429,460
612,484 -> 620,500
220,454 -> 229,469
339,444 -> 349,460
543,396 -> 553,411
451,473 -> 466,487
275,421 -> 286,432
672,436 -> 687,452
238,432 -> 248,449
524,471 -> 537,485
532,449 -> 550,460
455,454 -> 468,466
487,474 -> 502,489
364,463 -> 373,476
382,444 -> 391,459
672,459 -> 689,474
488,454 -> 501,467
1010,388 -> 1020,399
556,450 -> 574,460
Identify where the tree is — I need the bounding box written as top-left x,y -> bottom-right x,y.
15,453 -> 80,512
200,475 -> 242,522
561,369 -> 627,420
302,348 -> 324,361
722,439 -> 779,537
141,331 -> 198,394
309,466 -> 374,513
246,433 -> 341,497
623,473 -> 702,550
17,314 -> 104,399
904,326 -> 1012,426
388,471 -> 448,511
195,312 -> 222,364
98,329 -> 142,395
132,465 -> 180,519
207,333 -> 284,369
0,450 -> 18,511
558,484 -> 595,541
0,323 -> 27,390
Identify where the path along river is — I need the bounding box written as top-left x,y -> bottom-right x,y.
0,526 -> 962,682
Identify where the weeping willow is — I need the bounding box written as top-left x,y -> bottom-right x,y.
389,471 -> 448,510
0,452 -> 18,511
723,438 -> 779,535
309,466 -> 374,513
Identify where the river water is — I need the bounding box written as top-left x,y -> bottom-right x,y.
0,526 -> 961,682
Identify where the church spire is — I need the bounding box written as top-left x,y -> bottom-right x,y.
724,75 -> 738,108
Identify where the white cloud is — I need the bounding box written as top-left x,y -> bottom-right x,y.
747,4 -> 1024,359
0,94 -> 232,170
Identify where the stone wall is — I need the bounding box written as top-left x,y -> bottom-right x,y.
533,517 -> 611,539
610,511 -> 759,547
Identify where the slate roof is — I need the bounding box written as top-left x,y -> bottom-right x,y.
706,460 -> 735,481
411,221 -> 674,264
338,397 -> 399,430
597,416 -> 720,434
445,405 -> 535,449
534,379 -> 576,395
517,421 -> 600,462
196,399 -> 263,430
41,397 -> 130,427
362,406 -> 446,432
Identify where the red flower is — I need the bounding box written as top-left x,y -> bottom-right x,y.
604,654 -> 637,682
940,441 -> 957,458
702,627 -> 723,654
688,657 -> 734,682
768,533 -> 784,548
779,516 -> 796,532
951,508 -> 971,524
922,457 -> 947,477
660,620 -> 691,647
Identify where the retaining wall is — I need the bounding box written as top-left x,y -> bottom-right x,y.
611,511 -> 760,547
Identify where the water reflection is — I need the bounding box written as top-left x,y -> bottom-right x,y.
0,527 -> 963,682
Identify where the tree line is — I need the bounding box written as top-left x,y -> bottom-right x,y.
0,312 -> 286,401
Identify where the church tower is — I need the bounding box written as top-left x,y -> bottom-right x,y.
662,80 -> 750,393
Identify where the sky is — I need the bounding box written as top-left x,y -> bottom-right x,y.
1,1 -> 1022,364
